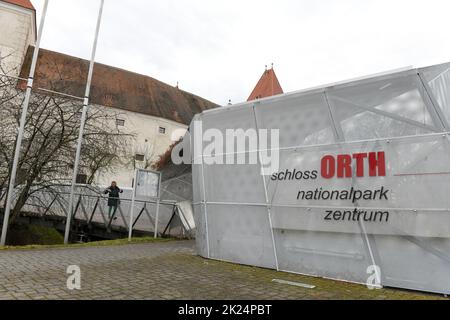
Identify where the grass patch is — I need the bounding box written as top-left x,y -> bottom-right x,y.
0,236 -> 174,251
6,224 -> 64,246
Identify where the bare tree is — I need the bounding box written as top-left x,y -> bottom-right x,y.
0,65 -> 133,224
133,134 -> 159,171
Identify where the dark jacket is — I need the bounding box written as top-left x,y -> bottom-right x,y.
104,186 -> 123,207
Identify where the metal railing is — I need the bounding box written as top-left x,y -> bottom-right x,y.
8,186 -> 178,238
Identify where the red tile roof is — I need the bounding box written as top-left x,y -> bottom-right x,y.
248,67 -> 284,101
19,47 -> 218,125
2,0 -> 35,10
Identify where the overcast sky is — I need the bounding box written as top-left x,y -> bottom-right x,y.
31,0 -> 450,105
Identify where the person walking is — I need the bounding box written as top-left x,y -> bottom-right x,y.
104,181 -> 123,219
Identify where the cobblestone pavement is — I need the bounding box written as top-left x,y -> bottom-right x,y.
0,240 -> 445,300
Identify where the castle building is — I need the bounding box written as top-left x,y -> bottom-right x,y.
0,0 -> 218,188
0,0 -> 36,76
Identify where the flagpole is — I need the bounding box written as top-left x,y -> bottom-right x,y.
64,0 -> 105,244
0,0 -> 50,246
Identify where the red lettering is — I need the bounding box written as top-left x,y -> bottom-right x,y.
321,155 -> 335,179
321,152 -> 386,179
369,152 -> 386,177
337,155 -> 352,178
353,153 -> 368,177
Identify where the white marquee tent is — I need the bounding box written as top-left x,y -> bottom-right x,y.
190,62 -> 450,295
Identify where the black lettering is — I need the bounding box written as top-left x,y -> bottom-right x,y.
297,191 -> 306,200
342,210 -> 352,221
285,169 -> 293,180
340,190 -> 349,200
363,190 -> 373,200
380,187 -> 389,200
374,211 -> 389,222
333,211 -> 342,220
331,190 -> 340,200
303,171 -> 310,179
352,190 -> 363,203
364,211 -> 373,222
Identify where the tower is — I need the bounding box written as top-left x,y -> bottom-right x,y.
0,0 -> 36,76
247,64 -> 283,102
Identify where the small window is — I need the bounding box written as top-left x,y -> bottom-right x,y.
159,127 -> 166,134
116,119 -> 125,127
135,154 -> 145,162
17,168 -> 27,185
76,174 -> 88,184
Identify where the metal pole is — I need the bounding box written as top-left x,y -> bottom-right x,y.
128,169 -> 138,241
0,0 -> 50,246
200,154 -> 210,258
251,104 -> 279,271
154,173 -> 162,238
154,199 -> 160,238
64,0 -> 105,244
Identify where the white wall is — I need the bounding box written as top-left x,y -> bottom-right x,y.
0,2 -> 35,76
95,108 -> 187,188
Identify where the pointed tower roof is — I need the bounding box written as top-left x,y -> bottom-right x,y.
1,0 -> 35,10
248,66 -> 284,101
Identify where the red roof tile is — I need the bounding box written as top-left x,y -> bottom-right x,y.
248,67 -> 284,101
2,0 -> 35,10
19,47 -> 218,125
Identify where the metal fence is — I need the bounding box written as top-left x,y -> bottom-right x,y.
0,162 -> 195,241
5,184 -> 184,239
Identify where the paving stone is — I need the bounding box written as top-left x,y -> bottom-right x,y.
0,240 -> 446,300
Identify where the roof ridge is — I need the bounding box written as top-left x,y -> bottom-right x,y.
1,0 -> 35,11
35,47 -> 216,103
36,47 -> 169,88
20,46 -> 219,125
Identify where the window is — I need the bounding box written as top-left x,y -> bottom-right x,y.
159,127 -> 166,134
76,174 -> 88,184
116,119 -> 125,127
135,154 -> 145,162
